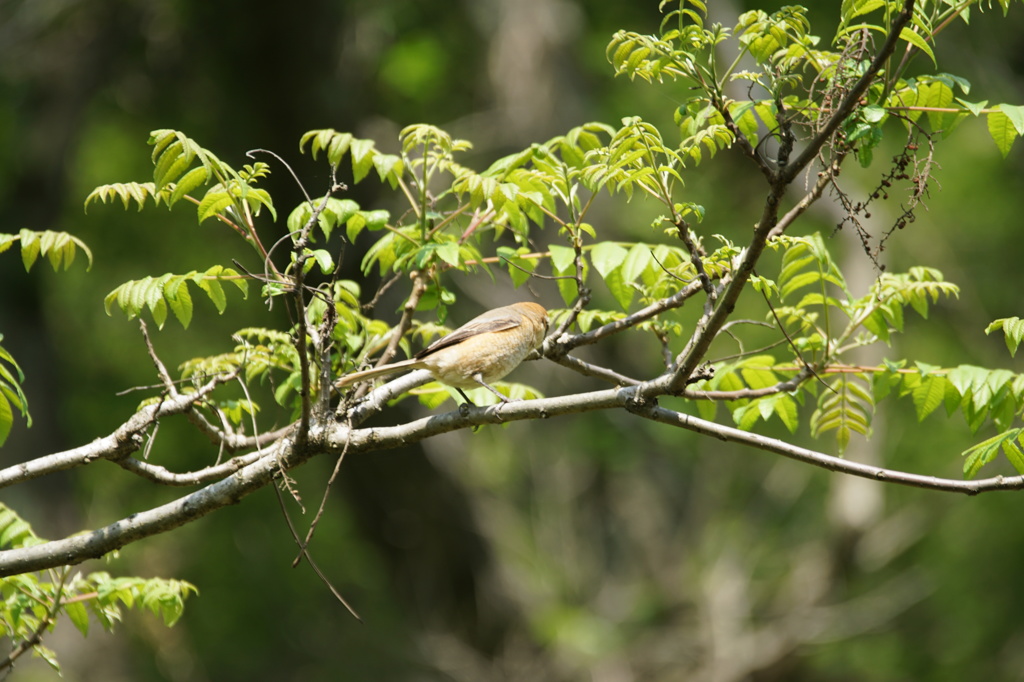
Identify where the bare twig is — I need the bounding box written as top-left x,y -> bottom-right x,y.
552,353 -> 640,386
551,279 -> 704,355
140,320 -> 176,391
113,451 -> 266,486
292,414 -> 353,568
272,473 -> 361,621
767,163 -> 836,240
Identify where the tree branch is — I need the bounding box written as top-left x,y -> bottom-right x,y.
0,438 -> 294,577
551,353 -> 640,386
682,366 -> 812,400
631,402 -> 1019,495
766,163 -> 836,240
667,0 -> 916,391
780,0 -> 916,185
552,278 -> 704,353
0,372 -> 232,489
113,450 -> 267,486
5,362 -> 1024,576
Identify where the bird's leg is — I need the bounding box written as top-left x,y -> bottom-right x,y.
455,388 -> 475,417
473,375 -> 515,404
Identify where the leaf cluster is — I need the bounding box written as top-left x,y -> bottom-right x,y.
0,505 -> 195,674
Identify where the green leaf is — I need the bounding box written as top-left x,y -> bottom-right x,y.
197,191 -> 234,223
372,153 -> 404,187
620,243 -> 654,284
602,265 -> 635,310
350,138 -> 377,183
153,140 -> 188,188
345,212 -> 367,242
0,391 -> 12,447
811,373 -> 872,454
434,242 -> 459,267
19,229 -> 39,271
84,181 -> 165,212
741,365 -> 777,389
946,365 -> 986,401
912,374 -> 946,421
956,97 -> 988,117
772,394 -> 799,433
36,645 -> 62,673
416,383 -> 453,409
361,232 -> 398,274
919,80 -> 958,135
997,103 -> 1024,135
986,316 -> 1024,357
589,242 -> 628,278
196,274 -> 227,313
165,279 -> 194,328
696,396 -> 717,422
169,166 -> 210,206
898,26 -> 936,66
549,244 -> 577,273
987,108 -> 1020,158
1004,437 -> 1024,475
4,230 -> 92,273
0,504 -> 41,548
360,210 -> 390,231
65,600 -> 90,637
963,428 -> 1023,478
779,270 -> 822,300
497,246 -> 536,288
308,249 -> 335,274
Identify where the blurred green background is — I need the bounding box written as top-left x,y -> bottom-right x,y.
3,0 -> 1024,680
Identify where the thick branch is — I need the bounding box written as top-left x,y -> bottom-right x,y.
0,438 -> 292,577
6,369 -> 1024,576
342,368 -> 435,426
0,388 -> 629,576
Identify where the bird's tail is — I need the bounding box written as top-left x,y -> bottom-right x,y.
336,357 -> 426,387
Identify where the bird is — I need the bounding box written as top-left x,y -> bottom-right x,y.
337,301 -> 549,403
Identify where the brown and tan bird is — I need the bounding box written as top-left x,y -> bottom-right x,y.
337,301 -> 548,403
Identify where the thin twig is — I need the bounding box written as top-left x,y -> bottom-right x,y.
552,354 -> 640,386
293,414 -> 354,568
272,475 -> 362,622
551,279 -> 704,355
755,274 -> 835,394
767,163 -> 836,240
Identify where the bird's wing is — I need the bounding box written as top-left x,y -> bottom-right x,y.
414,314 -> 521,359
